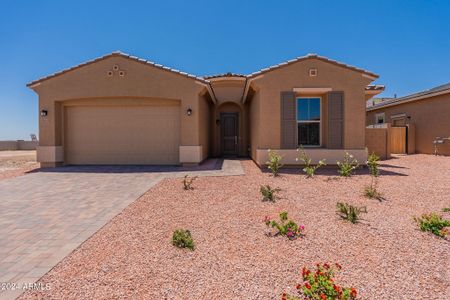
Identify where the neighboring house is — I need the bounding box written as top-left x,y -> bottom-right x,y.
28,51 -> 382,167
366,82 -> 450,156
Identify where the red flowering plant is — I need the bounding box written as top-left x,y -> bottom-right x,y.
264,211 -> 305,240
281,263 -> 358,300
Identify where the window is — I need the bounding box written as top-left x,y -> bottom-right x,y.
375,113 -> 385,124
297,97 -> 321,146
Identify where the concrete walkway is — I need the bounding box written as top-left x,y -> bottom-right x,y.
0,159 -> 243,299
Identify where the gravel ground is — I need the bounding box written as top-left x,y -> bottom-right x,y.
20,154 -> 450,299
0,150 -> 38,180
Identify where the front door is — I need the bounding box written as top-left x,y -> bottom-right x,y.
220,112 -> 238,156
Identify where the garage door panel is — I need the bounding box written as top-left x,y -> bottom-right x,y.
65,105 -> 180,165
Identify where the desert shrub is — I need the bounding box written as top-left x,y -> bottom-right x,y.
364,182 -> 383,201
366,152 -> 380,177
443,207 -> 450,212
337,152 -> 359,177
282,263 -> 358,300
264,211 -> 305,240
336,202 -> 367,224
182,175 -> 197,190
364,153 -> 384,201
266,150 -> 283,177
172,229 -> 195,250
260,185 -> 281,202
297,147 -> 326,178
414,213 -> 450,238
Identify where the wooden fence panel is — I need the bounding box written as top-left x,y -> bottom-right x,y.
390,127 -> 406,154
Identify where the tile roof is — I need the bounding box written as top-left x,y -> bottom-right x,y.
27,51 -> 380,88
202,72 -> 246,79
247,54 -> 379,79
366,97 -> 394,108
365,84 -> 385,91
367,82 -> 450,110
27,51 -> 208,87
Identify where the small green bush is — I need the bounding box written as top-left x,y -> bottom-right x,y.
364,177 -> 384,201
414,213 -> 450,238
336,202 -> 367,224
264,211 -> 305,240
266,150 -> 283,177
366,152 -> 380,177
297,146 -> 326,178
260,185 -> 281,202
337,152 -> 359,177
443,207 -> 450,212
172,229 -> 195,250
182,175 -> 197,190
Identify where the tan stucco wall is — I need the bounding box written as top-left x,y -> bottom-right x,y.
248,90 -> 260,159
249,58 -> 372,161
31,55 -> 210,164
367,93 -> 450,155
365,127 -> 391,159
198,93 -> 212,160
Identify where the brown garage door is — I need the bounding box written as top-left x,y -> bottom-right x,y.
65,105 -> 180,165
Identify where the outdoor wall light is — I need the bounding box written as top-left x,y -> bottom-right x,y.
40,109 -> 48,117
187,107 -> 192,116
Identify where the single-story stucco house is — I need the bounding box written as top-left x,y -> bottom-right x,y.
367,82 -> 450,156
28,51 -> 383,167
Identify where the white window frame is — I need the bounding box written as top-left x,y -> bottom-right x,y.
296,97 -> 322,147
375,112 -> 385,124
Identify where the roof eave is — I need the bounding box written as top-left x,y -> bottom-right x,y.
367,88 -> 450,111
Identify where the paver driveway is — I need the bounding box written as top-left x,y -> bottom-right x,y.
0,160 -> 243,299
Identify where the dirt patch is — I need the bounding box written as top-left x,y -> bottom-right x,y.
19,154 -> 450,299
0,150 -> 38,180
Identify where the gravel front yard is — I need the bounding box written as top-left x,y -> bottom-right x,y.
20,154 -> 449,299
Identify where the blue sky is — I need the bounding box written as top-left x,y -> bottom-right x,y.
1,0 -> 449,140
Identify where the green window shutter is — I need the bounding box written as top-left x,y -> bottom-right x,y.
327,91 -> 344,149
280,91 -> 297,149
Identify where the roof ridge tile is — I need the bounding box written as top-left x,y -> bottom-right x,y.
27,51 -> 208,86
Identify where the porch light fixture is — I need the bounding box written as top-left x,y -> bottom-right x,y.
187,107 -> 192,116
40,109 -> 48,117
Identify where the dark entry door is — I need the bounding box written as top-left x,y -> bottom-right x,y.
221,113 -> 238,156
